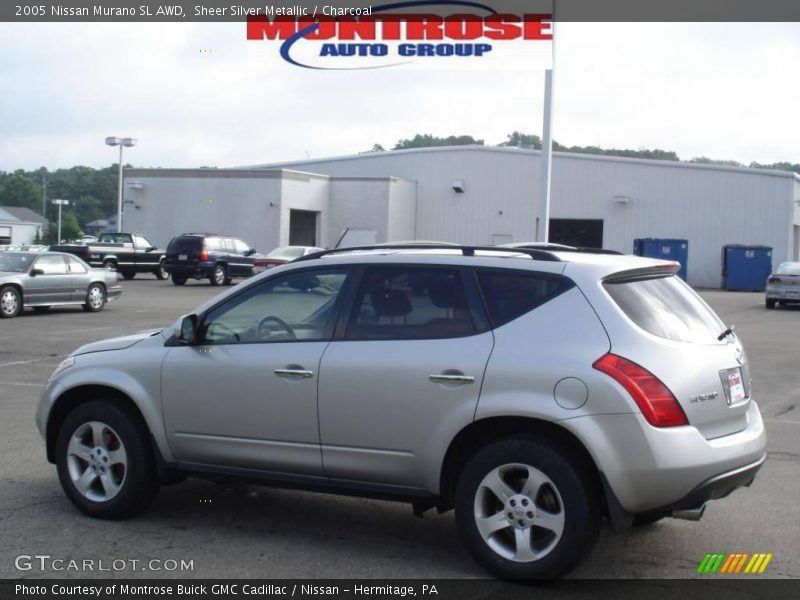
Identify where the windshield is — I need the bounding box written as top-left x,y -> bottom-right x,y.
0,253 -> 34,273
604,275 -> 726,344
267,247 -> 306,260
776,262 -> 800,275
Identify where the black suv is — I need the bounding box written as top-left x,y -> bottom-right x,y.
164,234 -> 258,286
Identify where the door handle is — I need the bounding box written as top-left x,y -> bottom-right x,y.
274,369 -> 314,379
429,374 -> 475,385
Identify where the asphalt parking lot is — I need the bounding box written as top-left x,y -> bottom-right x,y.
0,278 -> 798,580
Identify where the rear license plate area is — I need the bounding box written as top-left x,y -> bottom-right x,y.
719,367 -> 748,406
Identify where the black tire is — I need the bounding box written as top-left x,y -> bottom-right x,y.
210,264 -> 226,286
454,437 -> 601,580
55,400 -> 159,519
172,276 -> 187,286
120,271 -> 136,280
0,285 -> 22,318
102,259 -> 116,271
154,261 -> 169,280
32,306 -> 51,313
82,283 -> 106,313
766,299 -> 776,309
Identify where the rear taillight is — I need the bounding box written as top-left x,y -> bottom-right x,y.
768,276 -> 781,284
593,353 -> 688,428
199,250 -> 209,261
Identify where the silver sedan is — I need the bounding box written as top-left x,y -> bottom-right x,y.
766,261 -> 800,309
0,252 -> 122,318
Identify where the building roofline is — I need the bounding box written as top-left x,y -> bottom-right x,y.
125,167 -> 413,184
245,145 -> 799,180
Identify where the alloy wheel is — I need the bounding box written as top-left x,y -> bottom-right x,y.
66,421 -> 128,502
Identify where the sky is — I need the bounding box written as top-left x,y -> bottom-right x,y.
0,21 -> 798,171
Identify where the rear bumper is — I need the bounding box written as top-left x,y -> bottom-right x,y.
766,289 -> 800,301
164,262 -> 214,277
653,453 -> 765,512
565,400 -> 766,513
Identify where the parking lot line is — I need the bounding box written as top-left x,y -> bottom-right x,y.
0,357 -> 62,368
0,381 -> 43,387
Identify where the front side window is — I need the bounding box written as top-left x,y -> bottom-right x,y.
133,236 -> 151,250
34,255 -> 67,275
346,267 -> 477,340
201,269 -> 349,344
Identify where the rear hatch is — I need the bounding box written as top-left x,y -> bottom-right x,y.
602,272 -> 752,439
165,236 -> 204,266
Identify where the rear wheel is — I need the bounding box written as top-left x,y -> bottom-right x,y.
55,400 -> 159,519
172,276 -> 187,286
0,286 -> 22,318
154,261 -> 169,280
102,259 -> 116,271
454,437 -> 600,580
210,264 -> 226,286
83,284 -> 106,312
766,299 -> 776,309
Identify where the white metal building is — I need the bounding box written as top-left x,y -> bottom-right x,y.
0,206 -> 47,245
124,146 -> 800,288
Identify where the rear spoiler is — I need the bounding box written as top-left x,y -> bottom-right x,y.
603,262 -> 681,283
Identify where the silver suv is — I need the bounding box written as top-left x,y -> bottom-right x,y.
36,245 -> 766,579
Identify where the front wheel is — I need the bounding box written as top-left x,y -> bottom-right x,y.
155,261 -> 169,280
0,286 -> 22,318
766,299 -> 776,309
55,400 -> 159,519
83,284 -> 106,312
454,437 -> 601,580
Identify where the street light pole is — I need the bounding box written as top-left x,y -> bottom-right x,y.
105,136 -> 137,232
51,199 -> 69,243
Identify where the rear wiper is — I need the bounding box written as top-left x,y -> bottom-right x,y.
717,326 -> 736,341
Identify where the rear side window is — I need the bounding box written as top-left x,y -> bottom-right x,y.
346,267 -> 478,340
167,237 -> 202,253
604,275 -> 725,344
477,269 -> 574,328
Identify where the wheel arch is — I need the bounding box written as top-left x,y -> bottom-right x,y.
438,417 -> 603,512
46,384 -> 157,464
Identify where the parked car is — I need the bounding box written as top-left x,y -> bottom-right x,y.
765,261 -> 800,308
0,251 -> 121,318
50,233 -> 167,280
37,244 -> 765,579
253,245 -> 324,273
164,233 -> 259,286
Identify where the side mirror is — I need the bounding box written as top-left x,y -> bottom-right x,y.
30,268 -> 44,276
179,314 -> 198,344
147,246 -> 157,252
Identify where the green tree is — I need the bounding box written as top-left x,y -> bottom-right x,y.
0,174 -> 40,211
499,131 -> 542,149
45,212 -> 81,244
393,133 -> 484,150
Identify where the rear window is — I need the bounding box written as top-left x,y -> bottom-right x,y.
776,262 -> 800,275
167,237 -> 203,253
604,275 -> 725,344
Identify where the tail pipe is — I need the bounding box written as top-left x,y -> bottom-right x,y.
672,504 -> 706,521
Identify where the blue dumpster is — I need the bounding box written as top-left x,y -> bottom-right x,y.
722,245 -> 772,291
633,238 -> 688,281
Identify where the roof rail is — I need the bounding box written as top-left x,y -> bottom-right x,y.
508,243 -> 623,256
293,243 -> 562,263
